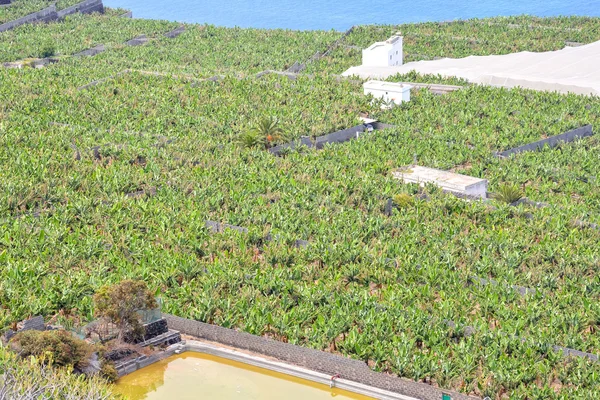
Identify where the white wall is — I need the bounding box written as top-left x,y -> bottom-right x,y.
364,84 -> 411,105
362,36 -> 403,67
362,45 -> 389,67
387,38 -> 403,66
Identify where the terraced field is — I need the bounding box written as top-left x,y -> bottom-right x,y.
0,0 -> 85,24
1,9 -> 600,399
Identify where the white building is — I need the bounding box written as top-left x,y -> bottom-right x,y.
363,80 -> 412,106
362,35 -> 403,67
393,166 -> 489,199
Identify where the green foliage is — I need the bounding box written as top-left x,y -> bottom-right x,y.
94,280 -> 157,342
9,330 -> 93,370
306,16 -> 600,74
393,193 -> 414,208
40,41 -> 56,58
238,129 -> 266,149
44,72 -> 368,142
493,183 -> 524,204
0,0 -> 83,25
244,116 -> 287,149
100,359 -> 118,383
1,12 -> 600,400
0,345 -> 117,399
386,71 -> 469,86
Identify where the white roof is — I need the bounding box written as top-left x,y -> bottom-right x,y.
393,166 -> 487,191
346,40 -> 600,95
365,42 -> 391,51
364,80 -> 412,91
365,35 -> 402,51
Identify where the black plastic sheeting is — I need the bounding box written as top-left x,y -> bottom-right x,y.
270,122 -> 397,156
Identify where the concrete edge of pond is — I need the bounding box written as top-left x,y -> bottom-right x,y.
118,339 -> 418,400
181,340 -> 417,400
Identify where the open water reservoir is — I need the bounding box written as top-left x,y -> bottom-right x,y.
115,353 -> 374,400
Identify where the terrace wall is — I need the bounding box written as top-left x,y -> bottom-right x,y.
0,0 -> 103,33
57,0 -> 104,19
164,313 -> 478,400
0,5 -> 57,32
497,125 -> 594,158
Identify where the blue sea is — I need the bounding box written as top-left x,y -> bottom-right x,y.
103,0 -> 600,30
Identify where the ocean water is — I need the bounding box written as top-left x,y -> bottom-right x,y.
103,0 -> 600,30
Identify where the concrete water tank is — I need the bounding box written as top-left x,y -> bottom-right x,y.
393,165 -> 488,199
364,80 -> 412,106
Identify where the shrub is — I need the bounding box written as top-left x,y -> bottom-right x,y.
9,330 -> 93,370
40,41 -> 56,58
0,345 -> 116,400
493,183 -> 524,204
393,193 -> 414,209
238,129 -> 265,148
240,116 -> 287,149
99,360 -> 118,383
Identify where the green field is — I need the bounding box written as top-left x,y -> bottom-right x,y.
1,9 -> 600,399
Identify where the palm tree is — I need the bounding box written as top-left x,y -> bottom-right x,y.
239,116 -> 286,149
493,183 -> 524,204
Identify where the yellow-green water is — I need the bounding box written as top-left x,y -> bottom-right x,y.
114,353 -> 375,400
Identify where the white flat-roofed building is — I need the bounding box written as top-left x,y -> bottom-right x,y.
362,35 -> 403,67
363,80 -> 412,105
393,165 -> 488,198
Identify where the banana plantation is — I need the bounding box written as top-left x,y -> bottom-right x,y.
1,8 -> 600,399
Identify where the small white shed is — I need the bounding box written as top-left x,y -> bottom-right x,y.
362,35 -> 403,67
393,166 -> 488,199
364,80 -> 412,106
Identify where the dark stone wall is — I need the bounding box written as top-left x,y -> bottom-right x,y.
143,318 -> 169,341
124,318 -> 169,343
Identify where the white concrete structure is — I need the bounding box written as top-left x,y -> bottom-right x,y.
175,341 -> 416,400
359,116 -> 378,124
364,80 -> 411,105
393,166 -> 488,199
346,40 -> 600,96
362,35 -> 403,67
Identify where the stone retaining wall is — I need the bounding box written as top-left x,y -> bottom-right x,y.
0,0 -> 103,33
163,313 -> 476,400
74,44 -> 105,57
0,5 -> 57,32
57,0 -> 103,19
165,25 -> 185,38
